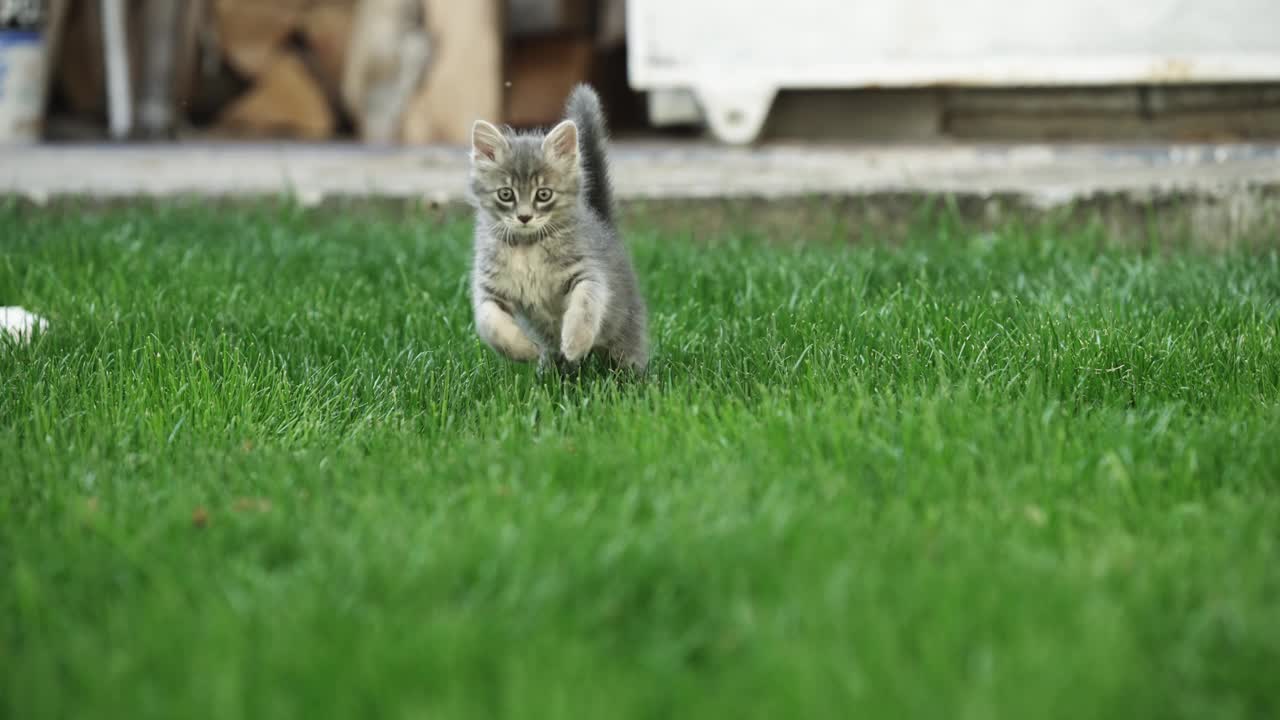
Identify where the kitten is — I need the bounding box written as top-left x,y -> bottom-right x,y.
468,84 -> 648,374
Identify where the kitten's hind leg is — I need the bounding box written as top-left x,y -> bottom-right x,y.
476,299 -> 539,362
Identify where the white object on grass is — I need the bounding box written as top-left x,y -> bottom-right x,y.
1,306 -> 48,344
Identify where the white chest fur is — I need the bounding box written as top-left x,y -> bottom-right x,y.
491,244 -> 566,316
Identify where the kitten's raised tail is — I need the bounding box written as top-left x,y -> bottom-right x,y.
565,85 -> 614,226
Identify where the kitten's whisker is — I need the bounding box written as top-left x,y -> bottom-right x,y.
489,220 -> 516,245
540,220 -> 562,241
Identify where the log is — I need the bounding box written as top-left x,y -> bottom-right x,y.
300,2 -> 354,99
342,0 -> 430,142
214,0 -> 307,78
401,0 -> 502,145
217,51 -> 334,139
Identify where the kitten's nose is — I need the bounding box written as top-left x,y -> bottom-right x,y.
517,214 -> 532,224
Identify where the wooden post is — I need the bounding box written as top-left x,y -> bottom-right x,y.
100,0 -> 132,139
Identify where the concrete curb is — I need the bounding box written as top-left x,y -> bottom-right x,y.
4,142 -> 1280,206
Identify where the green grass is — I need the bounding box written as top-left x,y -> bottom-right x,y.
2,202 -> 1279,719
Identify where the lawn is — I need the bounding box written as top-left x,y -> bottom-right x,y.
2,201 -> 1279,719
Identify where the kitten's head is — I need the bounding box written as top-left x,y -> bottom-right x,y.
469,119 -> 580,242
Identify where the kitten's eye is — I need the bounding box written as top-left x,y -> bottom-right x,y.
535,188 -> 554,202
496,188 -> 515,202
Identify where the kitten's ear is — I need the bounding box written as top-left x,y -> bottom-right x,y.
542,120 -> 579,164
472,120 -> 508,163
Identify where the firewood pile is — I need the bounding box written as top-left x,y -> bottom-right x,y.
46,0 -> 627,143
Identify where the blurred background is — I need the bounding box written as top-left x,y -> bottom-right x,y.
3,0 -> 1280,146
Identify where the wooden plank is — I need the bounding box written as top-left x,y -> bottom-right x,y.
506,0 -> 592,37
504,36 -> 592,128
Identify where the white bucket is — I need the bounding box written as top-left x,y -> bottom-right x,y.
0,29 -> 46,143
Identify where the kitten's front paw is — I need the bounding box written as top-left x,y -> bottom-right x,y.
538,352 -> 580,378
537,352 -> 560,377
560,323 -> 596,363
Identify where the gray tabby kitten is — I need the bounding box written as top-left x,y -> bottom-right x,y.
468,85 -> 648,374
